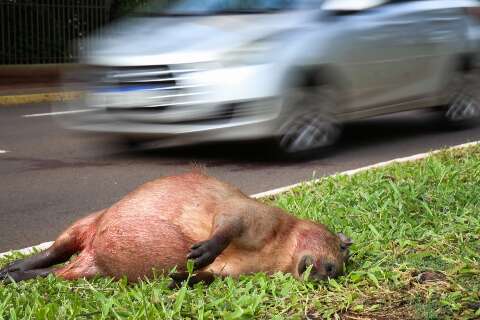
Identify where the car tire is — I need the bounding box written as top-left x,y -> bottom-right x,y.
275,84 -> 342,159
441,68 -> 480,127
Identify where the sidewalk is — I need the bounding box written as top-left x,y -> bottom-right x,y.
0,64 -> 80,105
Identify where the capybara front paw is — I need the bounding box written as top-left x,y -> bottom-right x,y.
187,240 -> 219,269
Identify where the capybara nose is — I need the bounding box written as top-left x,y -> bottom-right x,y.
322,262 -> 337,278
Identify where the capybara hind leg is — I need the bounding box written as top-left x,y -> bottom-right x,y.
0,241 -> 79,278
54,253 -> 101,281
0,210 -> 103,279
0,243 -> 75,281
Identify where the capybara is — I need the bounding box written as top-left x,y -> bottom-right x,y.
0,171 -> 353,286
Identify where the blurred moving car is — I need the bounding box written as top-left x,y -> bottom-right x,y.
61,0 -> 480,157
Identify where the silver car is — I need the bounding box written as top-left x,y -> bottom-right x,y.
61,0 -> 480,157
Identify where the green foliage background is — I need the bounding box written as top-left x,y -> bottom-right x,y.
0,0 -> 169,64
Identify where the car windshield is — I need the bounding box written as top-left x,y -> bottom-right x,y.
135,0 -> 323,16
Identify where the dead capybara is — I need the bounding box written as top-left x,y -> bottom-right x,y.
0,171 -> 353,286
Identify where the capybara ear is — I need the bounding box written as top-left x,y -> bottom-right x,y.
337,233 -> 353,247
297,255 -> 316,276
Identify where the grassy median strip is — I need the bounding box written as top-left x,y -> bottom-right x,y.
1,146 -> 479,319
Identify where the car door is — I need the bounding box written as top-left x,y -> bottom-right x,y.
331,0 -> 447,111
410,1 -> 468,96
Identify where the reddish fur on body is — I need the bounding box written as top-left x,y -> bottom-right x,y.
41,171 -> 349,282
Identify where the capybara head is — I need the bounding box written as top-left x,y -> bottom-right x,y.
293,224 -> 353,281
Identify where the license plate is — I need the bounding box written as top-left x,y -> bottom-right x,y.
96,85 -> 152,93
88,86 -> 154,108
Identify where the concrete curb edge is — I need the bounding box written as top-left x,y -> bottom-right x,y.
251,140 -> 480,199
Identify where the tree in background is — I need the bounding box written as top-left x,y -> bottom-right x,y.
110,0 -> 175,20
110,0 -> 149,19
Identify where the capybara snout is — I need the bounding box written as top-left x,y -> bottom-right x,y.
0,171 -> 353,285
293,227 -> 353,281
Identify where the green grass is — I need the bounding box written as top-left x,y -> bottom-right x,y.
1,146 -> 480,320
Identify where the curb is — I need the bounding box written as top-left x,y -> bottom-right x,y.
251,140 -> 480,199
1,140 -> 479,259
0,91 -> 81,106
0,241 -> 54,259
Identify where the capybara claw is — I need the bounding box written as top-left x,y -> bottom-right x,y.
168,279 -> 181,289
168,271 -> 215,289
168,271 -> 189,289
0,271 -> 21,284
0,264 -> 19,282
187,240 -> 218,269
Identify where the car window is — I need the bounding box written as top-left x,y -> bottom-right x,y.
323,0 -> 389,13
387,0 -> 423,3
135,0 -> 324,16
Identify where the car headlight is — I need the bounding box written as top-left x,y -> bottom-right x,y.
221,37 -> 277,67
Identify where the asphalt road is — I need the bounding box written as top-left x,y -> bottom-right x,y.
1,103 -> 480,252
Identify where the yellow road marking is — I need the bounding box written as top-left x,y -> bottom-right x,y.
0,91 -> 82,106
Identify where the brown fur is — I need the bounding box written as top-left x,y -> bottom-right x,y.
3,172 -> 351,283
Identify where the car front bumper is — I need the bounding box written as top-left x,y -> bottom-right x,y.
57,63 -> 286,146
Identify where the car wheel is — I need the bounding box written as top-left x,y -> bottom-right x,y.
275,84 -> 342,159
442,69 -> 480,126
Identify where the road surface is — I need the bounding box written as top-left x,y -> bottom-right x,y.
1,103 -> 480,252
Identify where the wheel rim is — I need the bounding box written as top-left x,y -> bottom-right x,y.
445,72 -> 480,122
446,90 -> 480,122
279,86 -> 340,154
280,113 -> 340,153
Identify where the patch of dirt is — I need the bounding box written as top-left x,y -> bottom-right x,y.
411,270 -> 447,284
340,306 -> 416,320
303,303 -> 416,320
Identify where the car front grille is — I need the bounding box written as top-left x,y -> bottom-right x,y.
99,66 -> 189,86
90,65 -> 209,109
